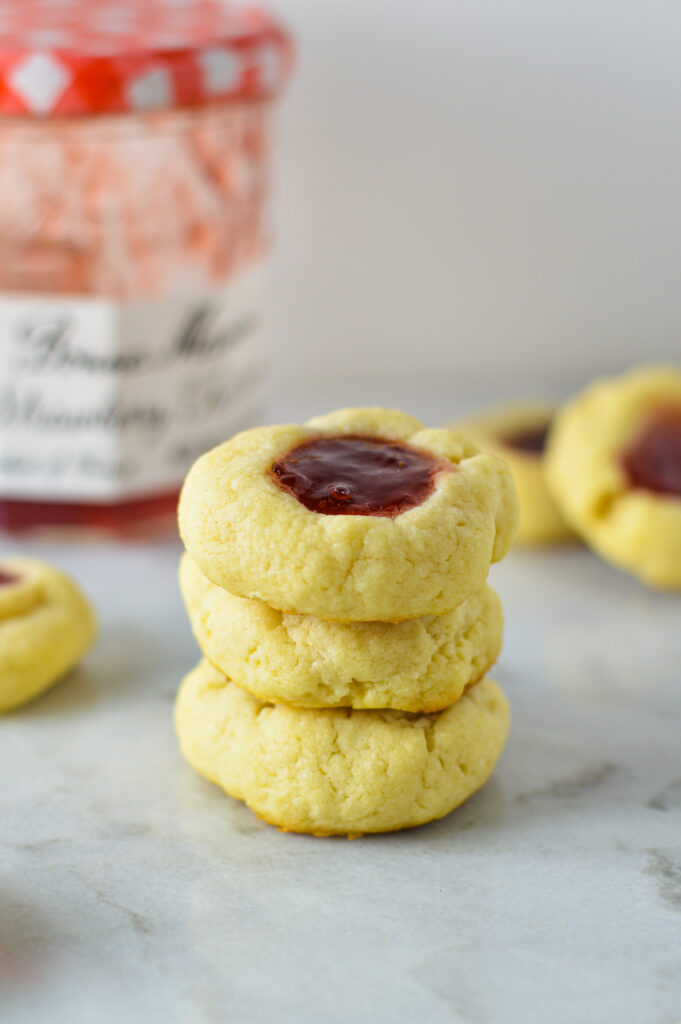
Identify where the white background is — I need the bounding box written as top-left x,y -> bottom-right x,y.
270,0 -> 681,405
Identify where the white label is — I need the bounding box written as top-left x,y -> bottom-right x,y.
0,264 -> 267,500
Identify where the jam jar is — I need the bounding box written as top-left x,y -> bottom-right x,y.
0,0 -> 293,534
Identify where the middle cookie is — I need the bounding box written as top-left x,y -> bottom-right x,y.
180,552 -> 503,712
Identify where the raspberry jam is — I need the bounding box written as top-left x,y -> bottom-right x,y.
502,422 -> 549,455
270,434 -> 451,517
621,408 -> 681,497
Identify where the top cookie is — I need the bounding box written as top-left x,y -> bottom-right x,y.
179,407 -> 518,620
546,365 -> 681,589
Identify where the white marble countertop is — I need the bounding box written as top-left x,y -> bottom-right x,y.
2,389 -> 681,1023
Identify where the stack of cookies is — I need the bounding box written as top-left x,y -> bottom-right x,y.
175,407 -> 519,836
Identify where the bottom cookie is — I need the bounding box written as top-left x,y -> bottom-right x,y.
174,659 -> 510,836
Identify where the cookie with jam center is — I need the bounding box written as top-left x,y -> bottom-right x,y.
179,407 -> 518,621
451,401 -> 572,545
174,658 -> 510,836
180,551 -> 504,712
546,365 -> 681,589
0,558 -> 97,712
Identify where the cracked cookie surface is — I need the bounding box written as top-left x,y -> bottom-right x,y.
0,558 -> 97,712
180,552 -> 503,711
174,658 -> 510,835
546,366 -> 681,589
179,407 -> 518,621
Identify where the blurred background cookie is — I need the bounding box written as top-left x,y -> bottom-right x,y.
451,402 -> 572,546
546,365 -> 681,588
0,558 -> 97,712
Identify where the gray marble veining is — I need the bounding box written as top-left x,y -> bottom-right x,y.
1,538 -> 679,1024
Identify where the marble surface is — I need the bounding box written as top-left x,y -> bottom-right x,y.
2,528 -> 681,1022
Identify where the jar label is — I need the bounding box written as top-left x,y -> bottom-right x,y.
0,264 -> 267,500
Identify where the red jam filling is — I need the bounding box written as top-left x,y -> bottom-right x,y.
621,408 -> 681,497
269,434 -> 452,517
501,422 -> 550,455
0,569 -> 19,586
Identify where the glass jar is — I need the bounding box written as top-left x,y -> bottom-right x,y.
0,1 -> 293,534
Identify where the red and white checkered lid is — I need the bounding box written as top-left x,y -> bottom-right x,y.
0,1 -> 293,116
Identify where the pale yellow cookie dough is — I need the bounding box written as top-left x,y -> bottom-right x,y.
0,558 -> 97,712
180,552 -> 503,711
452,402 -> 571,545
179,407 -> 518,621
546,365 -> 681,589
174,659 -> 510,836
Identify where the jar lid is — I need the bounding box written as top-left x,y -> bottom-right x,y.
0,1 -> 293,116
